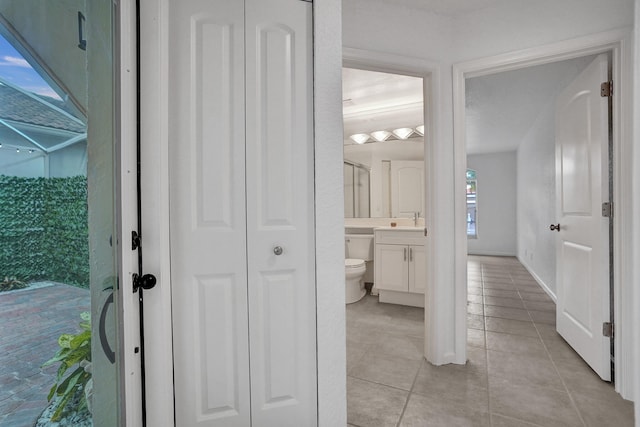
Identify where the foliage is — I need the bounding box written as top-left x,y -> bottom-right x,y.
42,312 -> 93,421
0,276 -> 26,292
0,175 -> 89,288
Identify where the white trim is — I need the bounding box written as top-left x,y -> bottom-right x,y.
517,256 -> 558,303
342,47 -> 458,365
453,28 -> 634,400
117,0 -> 143,426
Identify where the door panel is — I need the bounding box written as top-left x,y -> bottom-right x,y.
167,1 -> 251,425
555,53 -> 610,381
245,0 -> 317,424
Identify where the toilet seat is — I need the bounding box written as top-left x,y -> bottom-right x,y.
345,258 -> 365,268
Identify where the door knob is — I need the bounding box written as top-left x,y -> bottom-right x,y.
273,246 -> 283,256
549,223 -> 561,232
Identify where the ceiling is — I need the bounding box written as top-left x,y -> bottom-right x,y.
465,55 -> 595,154
353,0 -> 508,16
342,67 -> 423,139
342,55 -> 595,154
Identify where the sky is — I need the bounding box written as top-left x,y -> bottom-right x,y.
0,34 -> 60,99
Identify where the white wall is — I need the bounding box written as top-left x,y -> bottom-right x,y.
516,104 -> 557,296
467,151 -> 517,257
633,1 -> 640,423
315,0 -> 346,425
342,0 -> 634,365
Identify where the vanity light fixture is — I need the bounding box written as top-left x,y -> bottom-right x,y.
392,127 -> 414,140
370,130 -> 392,142
350,133 -> 370,144
415,125 -> 425,136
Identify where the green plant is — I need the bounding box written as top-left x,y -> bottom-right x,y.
42,312 -> 93,421
0,276 -> 26,292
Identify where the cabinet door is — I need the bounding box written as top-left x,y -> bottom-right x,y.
375,244 -> 409,292
408,245 -> 426,294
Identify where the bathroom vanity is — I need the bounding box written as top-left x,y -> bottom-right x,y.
374,227 -> 426,307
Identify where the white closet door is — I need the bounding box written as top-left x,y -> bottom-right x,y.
245,0 -> 317,425
167,1 -> 251,426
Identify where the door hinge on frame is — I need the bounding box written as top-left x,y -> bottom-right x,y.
603,322 -> 614,338
601,81 -> 613,97
602,202 -> 613,218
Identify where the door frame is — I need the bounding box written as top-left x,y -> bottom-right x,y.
452,28 -> 634,398
117,0 -> 143,425
342,47 -> 446,363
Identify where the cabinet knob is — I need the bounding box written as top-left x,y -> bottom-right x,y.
549,224 -> 560,232
274,246 -> 284,256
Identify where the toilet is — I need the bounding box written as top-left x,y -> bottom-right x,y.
345,234 -> 374,304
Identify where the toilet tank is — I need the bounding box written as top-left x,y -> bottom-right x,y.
345,234 -> 374,261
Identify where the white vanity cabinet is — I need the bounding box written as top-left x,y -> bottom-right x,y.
374,228 -> 426,307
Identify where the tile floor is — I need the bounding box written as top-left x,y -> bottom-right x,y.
346,255 -> 634,427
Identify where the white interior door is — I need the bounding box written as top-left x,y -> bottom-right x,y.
245,0 -> 317,425
162,0 -> 316,426
554,53 -> 610,381
167,1 -> 250,425
391,160 -> 424,218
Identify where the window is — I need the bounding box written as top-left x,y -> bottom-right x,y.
466,169 -> 477,238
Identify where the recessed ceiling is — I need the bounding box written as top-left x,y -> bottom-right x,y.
342,67 -> 423,139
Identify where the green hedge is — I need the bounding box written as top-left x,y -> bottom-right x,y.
0,175 -> 89,288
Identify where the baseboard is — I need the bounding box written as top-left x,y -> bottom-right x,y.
517,256 -> 557,302
467,250 -> 516,257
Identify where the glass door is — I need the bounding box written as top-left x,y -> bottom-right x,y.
0,2 -> 124,426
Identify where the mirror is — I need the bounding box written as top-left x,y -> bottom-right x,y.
342,67 -> 425,218
344,140 -> 424,218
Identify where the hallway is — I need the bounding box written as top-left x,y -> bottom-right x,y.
346,255 -> 634,426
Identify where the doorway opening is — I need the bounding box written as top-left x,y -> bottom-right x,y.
0,5 -> 121,426
454,33 -> 632,397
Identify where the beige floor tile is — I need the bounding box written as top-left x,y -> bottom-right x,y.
572,392 -> 634,427
523,300 -> 556,312
468,286 -> 484,296
468,293 -> 483,304
400,393 -> 490,427
529,309 -> 556,325
484,306 -> 531,322
554,358 -> 619,402
347,376 -> 408,427
468,313 -> 485,330
486,331 -> 548,358
346,341 -> 371,374
487,350 -> 564,391
370,333 -> 424,361
491,414 -> 545,427
490,380 -> 582,427
483,281 -> 516,290
515,284 -> 546,294
484,317 -> 538,338
467,302 -> 484,315
349,353 -> 421,391
483,288 -> 521,299
467,328 -> 486,348
412,353 -> 488,412
518,291 -> 553,302
484,296 -> 525,309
